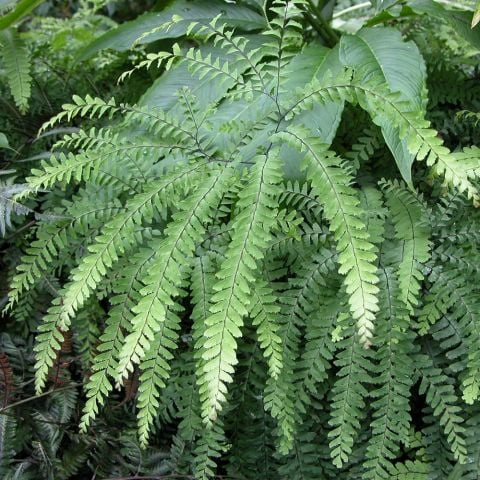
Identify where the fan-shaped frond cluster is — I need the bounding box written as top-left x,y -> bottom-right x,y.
6,1 -> 480,477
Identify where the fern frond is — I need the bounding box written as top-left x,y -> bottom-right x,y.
346,127 -> 382,172
0,182 -> 32,237
8,195 -> 122,308
382,180 -> 431,314
184,15 -> 272,98
193,420 -> 226,480
279,180 -> 323,217
417,346 -> 467,462
137,305 -> 183,446
457,109 -> 480,126
358,185 -> 386,248
277,127 -> 379,345
363,268 -> 415,479
33,301 -> 69,393
39,95 -> 118,133
116,167 -> 232,381
0,28 -> 32,113
0,414 -> 16,471
265,249 -> 337,453
418,266 -> 480,404
328,310 -> 373,468
249,279 -> 282,379
60,165 -> 205,324
277,422 -> 325,479
169,354 -> 204,473
199,152 -> 282,424
295,295 -> 338,414
288,73 -> 480,203
352,79 -> 480,203
387,460 -> 429,480
34,165 -> 207,394
80,245 -> 157,431
430,314 -> 467,376
27,137 -> 191,193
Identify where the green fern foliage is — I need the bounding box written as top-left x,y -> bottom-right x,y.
5,0 -> 480,477
363,268 -> 415,479
382,180 -> 431,314
199,153 -> 282,424
0,28 -> 32,113
277,128 -> 379,346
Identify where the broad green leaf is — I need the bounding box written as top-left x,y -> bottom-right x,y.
285,43 -> 345,142
139,35 -> 267,110
0,132 -> 10,149
446,9 -> 480,49
0,0 -> 44,29
77,0 -> 265,60
339,27 -> 427,185
282,43 -> 345,180
0,132 -> 17,154
339,27 -> 427,110
240,0 -> 265,11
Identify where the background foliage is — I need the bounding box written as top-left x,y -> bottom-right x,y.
1,0 -> 480,479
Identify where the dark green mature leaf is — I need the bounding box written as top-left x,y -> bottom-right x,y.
78,0 -> 266,60
281,42 -> 345,180
0,132 -> 10,149
339,27 -> 427,185
447,9 -> 480,49
139,35 -> 267,110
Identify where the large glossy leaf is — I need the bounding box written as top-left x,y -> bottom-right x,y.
139,35 -> 266,110
282,43 -> 346,180
78,0 -> 265,60
137,35 -> 268,168
285,42 -> 345,142
339,27 -> 427,185
339,27 -> 427,110
446,9 -> 480,50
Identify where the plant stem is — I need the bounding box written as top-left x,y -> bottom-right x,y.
0,383 -> 81,414
306,0 -> 339,46
333,1 -> 370,18
305,11 -> 331,44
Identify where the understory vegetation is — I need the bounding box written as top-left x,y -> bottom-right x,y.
1,0 -> 480,478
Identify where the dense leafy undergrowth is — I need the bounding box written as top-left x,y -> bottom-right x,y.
1,0 -> 480,478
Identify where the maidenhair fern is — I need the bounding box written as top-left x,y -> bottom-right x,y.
5,0 -> 480,478
0,28 -> 32,114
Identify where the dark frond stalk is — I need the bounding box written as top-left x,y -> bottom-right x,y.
305,0 -> 339,47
